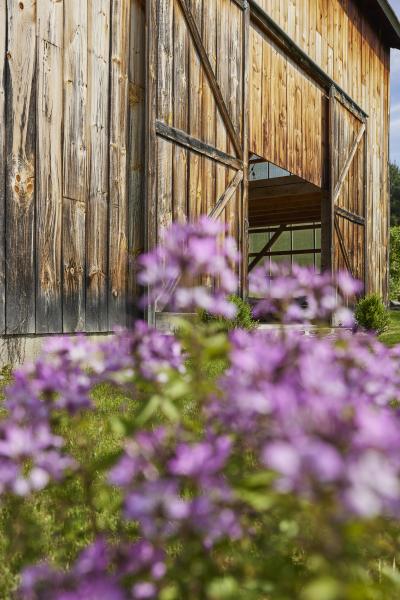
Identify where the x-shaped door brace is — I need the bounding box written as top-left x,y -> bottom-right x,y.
333,119 -> 366,278
176,0 -> 243,160
155,169 -> 244,313
154,0 -> 246,313
333,122 -> 366,205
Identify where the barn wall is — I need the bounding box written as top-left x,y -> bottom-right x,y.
147,0 -> 248,315
151,0 -> 245,242
250,27 -> 328,189
252,0 -> 390,298
0,0 -> 145,336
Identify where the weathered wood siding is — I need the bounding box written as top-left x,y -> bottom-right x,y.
147,0 -> 249,317
250,26 -> 327,188
330,88 -> 367,285
0,0 -> 145,335
251,0 -> 390,298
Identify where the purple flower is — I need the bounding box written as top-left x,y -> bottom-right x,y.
110,429 -> 242,545
249,262 -> 362,325
0,422 -> 75,496
124,480 -> 190,537
20,539 -> 166,600
131,582 -> 157,599
138,217 -> 240,317
169,435 -> 232,480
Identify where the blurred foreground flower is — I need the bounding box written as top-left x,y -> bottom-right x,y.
138,217 -> 240,318
250,261 -> 362,325
4,218 -> 400,599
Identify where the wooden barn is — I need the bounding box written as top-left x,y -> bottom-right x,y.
0,0 -> 399,351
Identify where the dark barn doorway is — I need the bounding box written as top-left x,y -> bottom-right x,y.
247,156 -> 324,278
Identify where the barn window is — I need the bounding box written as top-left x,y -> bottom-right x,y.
248,156 -> 323,276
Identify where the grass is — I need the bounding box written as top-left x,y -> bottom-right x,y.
0,374 -> 138,597
379,310 -> 400,347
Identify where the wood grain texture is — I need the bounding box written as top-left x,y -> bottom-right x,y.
148,0 -> 247,314
86,0 -> 110,332
0,0 -> 390,334
63,0 -> 87,332
188,0 -> 202,221
240,3 -> 250,296
250,26 -> 324,188
330,89 -> 366,285
36,0 -> 63,333
156,0 -> 173,239
0,2 -> 6,333
177,0 -> 242,158
109,0 -> 131,328
6,0 -> 36,334
251,0 -> 390,297
127,0 -> 145,323
172,1 -> 188,223
201,0 -> 217,218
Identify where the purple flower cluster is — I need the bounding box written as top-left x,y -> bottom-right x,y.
250,262 -> 362,325
7,323 -> 183,422
209,328 -> 400,517
109,428 -> 242,547
0,422 -> 75,496
139,217 -> 240,317
20,538 -> 166,599
1,323 -> 183,497
6,218 -> 400,596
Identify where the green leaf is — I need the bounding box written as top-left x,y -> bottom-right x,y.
165,379 -> 190,400
382,565 -> 400,587
207,577 -> 239,599
204,334 -> 230,357
159,585 -> 179,600
91,449 -> 123,472
301,577 -> 342,600
240,471 -> 276,489
135,396 -> 161,426
235,489 -> 274,511
161,399 -> 181,422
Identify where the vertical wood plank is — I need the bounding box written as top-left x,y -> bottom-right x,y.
0,1 -> 6,333
127,0 -> 145,322
109,0 -> 131,327
241,2 -> 250,296
216,0 -> 229,219
6,0 -> 36,334
156,0 -> 173,239
276,44 -> 287,170
226,1 -> 242,247
262,33 -> 272,162
63,0 -> 88,332
202,0 -> 216,216
250,27 -> 262,155
86,0 -> 110,332
172,1 -> 188,223
36,0 -> 63,333
287,61 -> 302,177
145,0 -> 158,325
188,0 -> 202,221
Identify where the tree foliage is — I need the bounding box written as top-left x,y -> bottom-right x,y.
390,162 -> 400,226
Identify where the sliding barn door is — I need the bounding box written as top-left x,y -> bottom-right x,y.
146,0 -> 249,319
328,87 -> 367,289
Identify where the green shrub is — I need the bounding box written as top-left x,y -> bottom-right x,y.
199,294 -> 258,331
390,226 -> 400,300
355,294 -> 390,334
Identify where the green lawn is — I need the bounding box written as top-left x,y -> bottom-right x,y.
0,375 -> 137,596
379,310 -> 400,347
